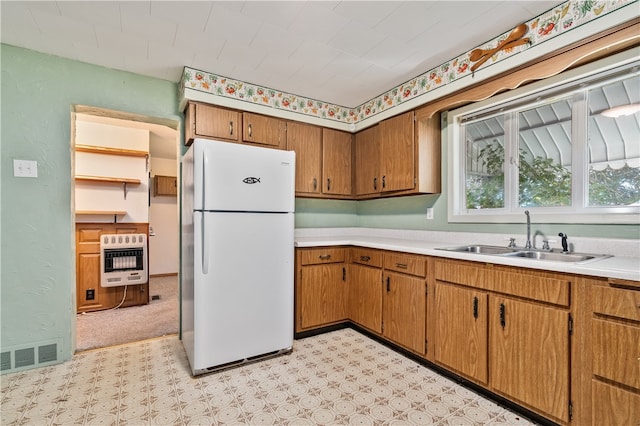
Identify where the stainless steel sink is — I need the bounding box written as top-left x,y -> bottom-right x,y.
437,245 -> 520,255
503,250 -> 602,263
436,244 -> 611,264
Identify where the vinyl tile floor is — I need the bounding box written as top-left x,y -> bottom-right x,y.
1,329 -> 536,425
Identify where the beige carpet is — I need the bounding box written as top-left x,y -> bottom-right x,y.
75,275 -> 179,352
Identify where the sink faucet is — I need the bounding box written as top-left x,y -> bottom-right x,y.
524,210 -> 532,249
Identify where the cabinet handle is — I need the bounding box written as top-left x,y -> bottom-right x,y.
319,254 -> 331,260
342,267 -> 346,281
248,123 -> 252,138
386,277 -> 390,293
360,255 -> 371,262
473,297 -> 479,319
395,263 -> 408,269
313,178 -> 317,191
229,121 -> 234,136
327,178 -> 331,191
499,303 -> 506,329
382,175 -> 386,189
373,177 -> 377,191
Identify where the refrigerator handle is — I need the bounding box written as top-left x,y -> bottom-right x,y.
201,213 -> 209,275
202,151 -> 207,208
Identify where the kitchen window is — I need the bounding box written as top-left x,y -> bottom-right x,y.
447,57 -> 639,224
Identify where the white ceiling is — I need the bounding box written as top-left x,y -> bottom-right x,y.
1,0 -> 562,108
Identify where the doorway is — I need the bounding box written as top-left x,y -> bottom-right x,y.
71,106 -> 180,352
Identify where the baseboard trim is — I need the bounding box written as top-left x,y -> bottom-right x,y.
150,273 -> 178,278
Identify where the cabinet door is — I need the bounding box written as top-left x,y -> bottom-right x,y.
187,102 -> 240,143
76,224 -> 116,312
154,175 -> 177,196
355,125 -> 380,195
287,122 -> 322,194
379,111 -> 415,192
489,296 -> 570,423
322,129 -> 352,196
242,112 -> 286,149
435,282 -> 488,384
299,264 -> 347,329
383,272 -> 425,354
349,264 -> 382,333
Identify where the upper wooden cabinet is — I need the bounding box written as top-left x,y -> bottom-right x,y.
154,175 -> 177,196
287,122 -> 322,195
322,129 -> 352,197
378,111 -> 415,192
242,112 -> 286,149
354,110 -> 441,198
354,125 -> 380,196
183,100 -> 439,199
287,124 -> 352,198
185,101 -> 240,145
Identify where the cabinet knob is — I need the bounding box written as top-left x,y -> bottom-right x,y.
229,121 -> 234,136
373,177 -> 377,191
360,255 -> 371,262
313,178 -> 317,191
395,263 -> 408,269
327,178 -> 331,192
248,123 -> 253,138
319,254 -> 331,260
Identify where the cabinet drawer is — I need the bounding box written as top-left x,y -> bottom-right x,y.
592,318 -> 640,389
435,259 -> 486,287
300,248 -> 345,265
592,380 -> 640,426
384,252 -> 426,277
592,284 -> 640,321
351,248 -> 382,268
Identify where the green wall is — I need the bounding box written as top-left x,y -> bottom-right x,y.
1,45 -> 182,363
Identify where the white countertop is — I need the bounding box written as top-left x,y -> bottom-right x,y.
294,228 -> 640,282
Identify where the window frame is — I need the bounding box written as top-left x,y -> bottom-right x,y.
447,53 -> 639,224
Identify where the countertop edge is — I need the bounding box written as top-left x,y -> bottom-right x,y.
294,236 -> 640,282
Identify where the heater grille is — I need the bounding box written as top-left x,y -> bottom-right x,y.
0,339 -> 62,374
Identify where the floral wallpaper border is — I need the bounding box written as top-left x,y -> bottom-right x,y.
180,0 -> 636,125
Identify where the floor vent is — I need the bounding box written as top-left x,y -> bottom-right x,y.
0,339 -> 63,375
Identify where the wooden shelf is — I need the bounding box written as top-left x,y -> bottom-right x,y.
76,210 -> 127,215
75,175 -> 141,199
75,175 -> 141,185
75,144 -> 148,157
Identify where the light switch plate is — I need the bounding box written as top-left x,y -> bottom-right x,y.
426,208 -> 434,220
13,159 -> 38,178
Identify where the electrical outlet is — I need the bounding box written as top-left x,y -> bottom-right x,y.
426,208 -> 434,220
86,289 -> 95,300
13,159 -> 38,178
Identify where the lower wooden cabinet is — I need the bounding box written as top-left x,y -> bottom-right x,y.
295,245 -> 639,426
434,282 -> 488,384
296,248 -> 347,331
75,223 -> 149,313
489,296 -> 570,423
590,278 -> 640,426
434,258 -> 572,424
383,270 -> 426,354
349,267 -> 382,333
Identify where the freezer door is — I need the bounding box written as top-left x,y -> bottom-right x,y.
191,211 -> 294,372
193,139 -> 295,212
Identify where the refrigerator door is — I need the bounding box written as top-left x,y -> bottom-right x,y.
191,210 -> 294,372
193,139 -> 295,213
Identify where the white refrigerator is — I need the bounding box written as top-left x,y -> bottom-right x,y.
181,138 -> 295,375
